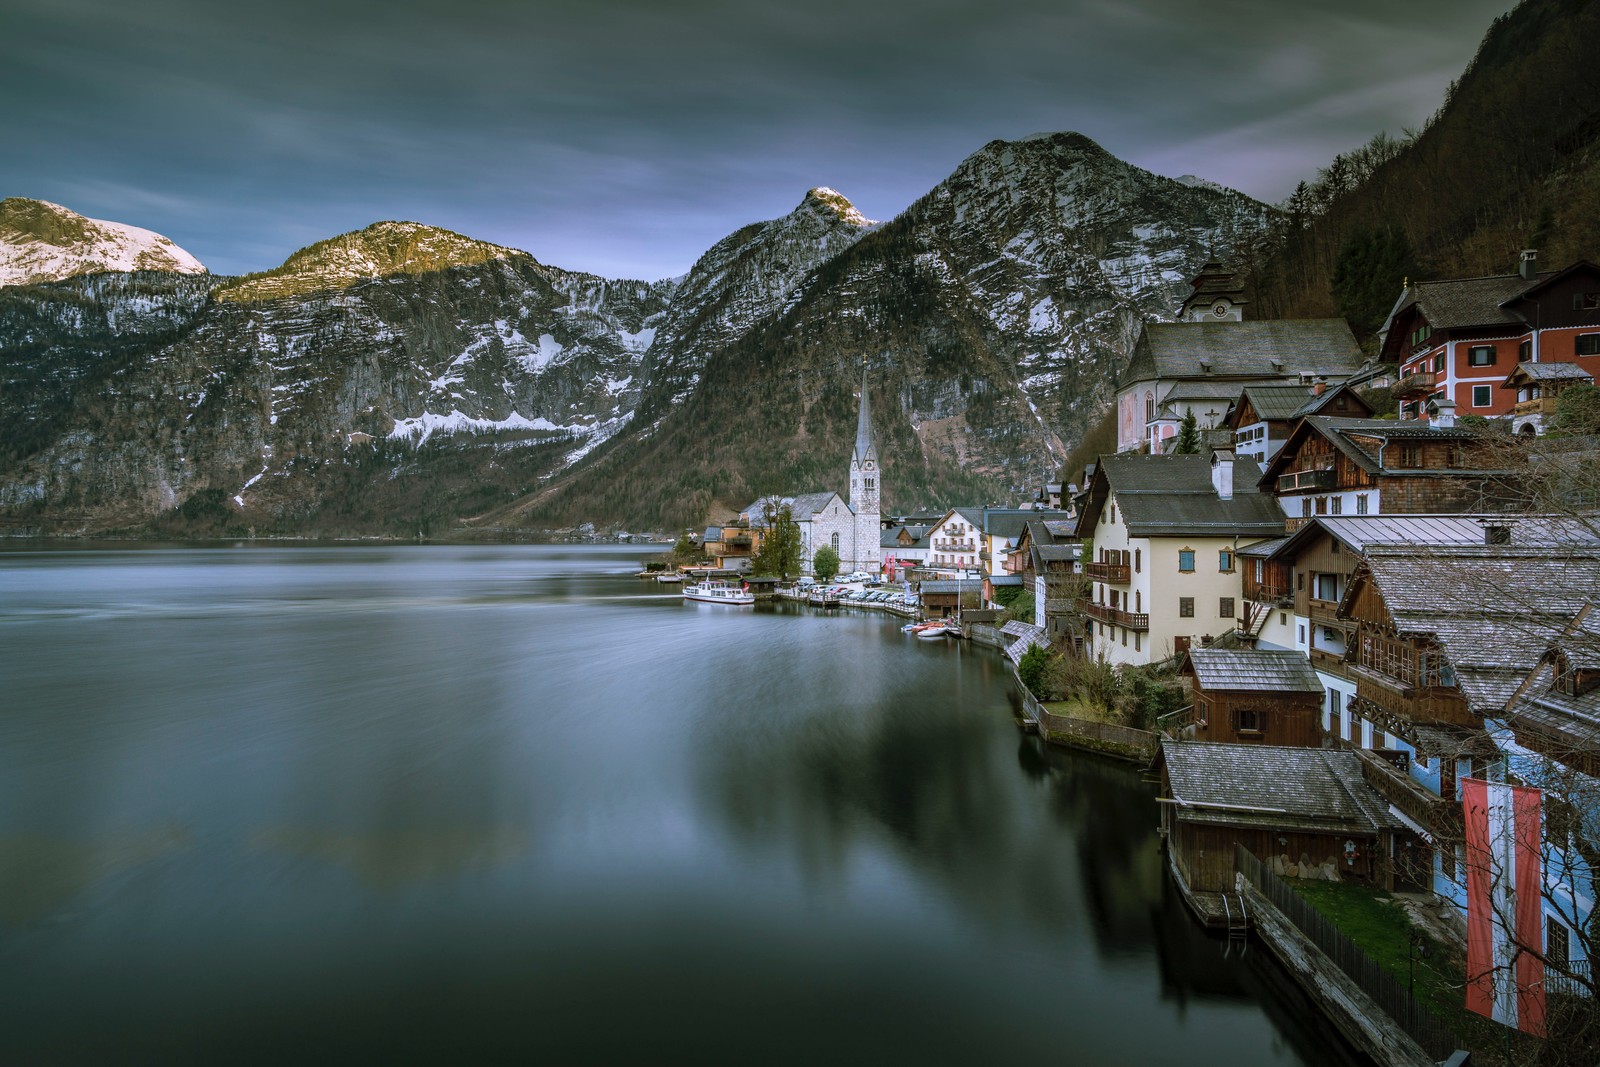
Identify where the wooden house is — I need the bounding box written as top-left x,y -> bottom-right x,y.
1157,740 -> 1406,923
917,579 -> 979,620
1226,381 -> 1373,466
1179,649 -> 1324,747
1258,415 -> 1511,530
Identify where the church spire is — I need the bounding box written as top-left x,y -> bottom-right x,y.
853,361 -> 877,465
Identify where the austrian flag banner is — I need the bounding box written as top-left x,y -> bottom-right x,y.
1461,777 -> 1546,1037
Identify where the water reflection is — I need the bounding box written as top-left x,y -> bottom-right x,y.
0,546 -> 1355,1065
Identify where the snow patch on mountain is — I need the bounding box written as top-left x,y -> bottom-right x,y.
0,198 -> 207,286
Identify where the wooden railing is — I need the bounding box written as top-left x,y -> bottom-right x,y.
1351,747 -> 1460,840
1393,370 -> 1438,398
1309,647 -> 1348,671
1513,396 -> 1557,416
1277,468 -> 1336,492
1079,599 -> 1149,631
1084,560 -> 1130,583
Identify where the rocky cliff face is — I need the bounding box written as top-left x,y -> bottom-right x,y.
1,133 -> 1273,535
0,198 -> 207,285
1,222 -> 672,532
518,133 -> 1274,530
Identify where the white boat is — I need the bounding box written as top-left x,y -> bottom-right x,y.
915,625 -> 950,640
683,580 -> 755,605
655,572 -> 684,584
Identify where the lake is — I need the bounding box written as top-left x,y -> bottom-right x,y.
0,544 -> 1359,1064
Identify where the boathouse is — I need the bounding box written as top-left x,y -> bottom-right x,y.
1178,648 -> 1324,746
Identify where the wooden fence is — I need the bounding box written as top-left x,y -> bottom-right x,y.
1235,845 -> 1460,1061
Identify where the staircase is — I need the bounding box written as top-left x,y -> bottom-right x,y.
1236,603 -> 1271,641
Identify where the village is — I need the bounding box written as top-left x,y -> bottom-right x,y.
660,254 -> 1600,1064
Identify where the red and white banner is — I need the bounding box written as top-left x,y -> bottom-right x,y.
1462,777 -> 1545,1037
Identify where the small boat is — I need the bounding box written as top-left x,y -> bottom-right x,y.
915,625 -> 951,640
683,580 -> 755,605
655,572 -> 684,584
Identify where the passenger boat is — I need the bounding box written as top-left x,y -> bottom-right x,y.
683,580 -> 755,605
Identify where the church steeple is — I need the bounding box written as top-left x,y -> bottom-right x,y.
853,362 -> 878,466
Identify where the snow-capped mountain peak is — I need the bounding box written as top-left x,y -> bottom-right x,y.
0,197 -> 207,286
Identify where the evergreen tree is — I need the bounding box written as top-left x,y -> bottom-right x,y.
1331,227 -> 1419,343
812,545 -> 840,582
1173,409 -> 1201,454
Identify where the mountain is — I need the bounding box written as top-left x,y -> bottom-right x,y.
512,132 -> 1272,531
0,198 -> 206,285
633,186 -> 876,421
0,135 -> 1270,537
0,220 -> 673,534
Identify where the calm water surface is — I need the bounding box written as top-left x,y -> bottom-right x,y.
0,545 -> 1359,1064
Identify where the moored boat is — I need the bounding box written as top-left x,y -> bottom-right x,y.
683,580 -> 755,605
656,572 -> 684,584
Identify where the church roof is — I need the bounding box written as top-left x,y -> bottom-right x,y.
1118,319 -> 1363,390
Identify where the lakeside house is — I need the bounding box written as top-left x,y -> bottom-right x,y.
1177,648 -> 1325,747
1074,450 -> 1286,664
1225,380 -> 1373,466
1156,740 -> 1407,921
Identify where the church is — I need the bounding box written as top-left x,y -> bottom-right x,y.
739,367 -> 881,576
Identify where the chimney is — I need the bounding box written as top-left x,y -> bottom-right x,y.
1211,449 -> 1234,500
1313,377 -> 1327,397
1431,397 -> 1457,429
1520,249 -> 1538,281
1478,518 -> 1514,545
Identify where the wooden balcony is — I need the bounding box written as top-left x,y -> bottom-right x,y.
1277,467 -> 1336,492
1307,599 -> 1351,627
1348,664 -> 1477,726
1308,647 -> 1348,672
1084,560 -> 1130,583
1513,396 -> 1557,417
1079,599 -> 1149,631
1393,370 -> 1438,399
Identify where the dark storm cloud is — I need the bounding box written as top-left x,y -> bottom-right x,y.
2,0 -> 1512,278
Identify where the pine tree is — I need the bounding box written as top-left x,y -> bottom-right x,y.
1173,410 -> 1201,454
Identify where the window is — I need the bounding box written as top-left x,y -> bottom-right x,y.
1179,597 -> 1194,618
1134,632 -> 1141,652
1315,497 -> 1328,515
1467,345 -> 1495,367
1218,549 -> 1234,573
1233,708 -> 1261,733
1315,574 -> 1337,601
1121,627 -> 1127,646
1178,549 -> 1195,572
1253,559 -> 1263,581
1145,391 -> 1154,422
1134,548 -> 1141,573
1578,334 -> 1600,356
1410,324 -> 1431,347
1399,443 -> 1422,466
1219,596 -> 1235,618
1433,351 -> 1446,372
1135,590 -> 1141,612
1472,384 -> 1492,407
1574,293 -> 1600,312
1519,339 -> 1532,363
1548,918 -> 1571,967
1301,498 -> 1312,517
1356,493 -> 1369,515
831,532 -> 840,551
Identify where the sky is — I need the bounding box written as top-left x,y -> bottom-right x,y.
3,0 -> 1516,280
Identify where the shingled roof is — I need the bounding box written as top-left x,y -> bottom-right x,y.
1347,544 -> 1600,713
1119,319 -> 1364,389
1185,649 -> 1322,693
1387,273 -> 1544,333
1160,740 -> 1402,834
1077,453 -> 1286,539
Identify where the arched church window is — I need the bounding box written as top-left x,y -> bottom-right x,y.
831,532 -> 840,552
1145,391 -> 1154,422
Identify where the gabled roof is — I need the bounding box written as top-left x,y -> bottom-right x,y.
1270,514 -> 1600,562
789,491 -> 846,518
1075,454 -> 1286,539
983,508 -> 1061,541
702,526 -> 723,543
1160,741 -> 1401,833
1343,544 -> 1600,713
1501,361 -> 1594,387
1380,262 -> 1600,344
1234,383 -> 1317,423
1290,382 -> 1375,420
1118,319 -> 1364,389
1184,649 -> 1322,693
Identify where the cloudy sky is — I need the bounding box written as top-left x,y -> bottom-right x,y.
4,0 -> 1512,279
